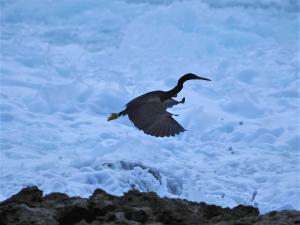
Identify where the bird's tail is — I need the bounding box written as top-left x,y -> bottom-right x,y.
107,113 -> 120,121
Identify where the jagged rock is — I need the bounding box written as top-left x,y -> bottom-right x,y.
0,186 -> 299,225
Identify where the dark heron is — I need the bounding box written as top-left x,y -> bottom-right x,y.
107,73 -> 211,137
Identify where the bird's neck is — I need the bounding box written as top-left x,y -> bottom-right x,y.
163,82 -> 184,100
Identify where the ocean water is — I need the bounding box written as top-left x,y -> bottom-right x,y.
0,0 -> 299,213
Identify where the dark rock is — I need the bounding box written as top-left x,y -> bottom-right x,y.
1,186 -> 42,206
44,192 -> 69,201
124,208 -> 148,223
254,210 -> 300,225
232,204 -> 259,217
0,204 -> 58,225
0,186 -> 299,225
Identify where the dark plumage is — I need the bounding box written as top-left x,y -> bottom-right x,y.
108,73 -> 211,137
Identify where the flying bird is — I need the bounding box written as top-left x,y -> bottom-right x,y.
107,73 -> 211,137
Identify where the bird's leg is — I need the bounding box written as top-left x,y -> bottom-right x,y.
107,113 -> 120,121
163,97 -> 185,109
180,97 -> 185,104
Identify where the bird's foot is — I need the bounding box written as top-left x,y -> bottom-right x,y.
180,97 -> 185,104
107,113 -> 120,121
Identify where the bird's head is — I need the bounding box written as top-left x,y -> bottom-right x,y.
179,73 -> 211,83
163,73 -> 211,100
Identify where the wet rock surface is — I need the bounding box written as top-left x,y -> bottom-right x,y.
0,186 -> 299,225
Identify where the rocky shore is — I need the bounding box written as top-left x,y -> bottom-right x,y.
0,186 -> 299,225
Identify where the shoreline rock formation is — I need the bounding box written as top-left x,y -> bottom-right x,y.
0,186 -> 299,225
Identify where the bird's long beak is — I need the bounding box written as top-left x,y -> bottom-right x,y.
196,76 -> 211,81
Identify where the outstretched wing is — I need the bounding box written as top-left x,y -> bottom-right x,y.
127,101 -> 186,137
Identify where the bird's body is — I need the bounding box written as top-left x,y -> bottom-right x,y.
108,73 -> 210,137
